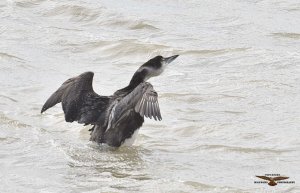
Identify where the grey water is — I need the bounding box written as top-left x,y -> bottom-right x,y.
1,0 -> 300,192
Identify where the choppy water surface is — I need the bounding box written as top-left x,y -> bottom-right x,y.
1,0 -> 300,192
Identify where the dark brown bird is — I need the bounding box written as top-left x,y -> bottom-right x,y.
41,55 -> 179,147
256,176 -> 289,186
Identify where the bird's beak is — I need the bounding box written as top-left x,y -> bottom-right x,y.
163,55 -> 179,64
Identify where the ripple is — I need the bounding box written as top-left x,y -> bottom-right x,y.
213,110 -> 246,115
105,19 -> 159,31
177,47 -> 250,56
102,40 -> 169,57
129,21 -> 159,31
55,39 -> 170,57
0,52 -> 34,70
272,32 -> 300,40
0,94 -> 18,102
0,137 -> 20,144
184,181 -> 216,190
0,52 -> 25,61
160,93 -> 245,104
47,26 -> 83,32
43,4 -> 101,22
160,93 -> 204,103
15,0 -> 46,8
17,85 -> 43,92
0,113 -> 31,128
54,39 -> 112,53
200,144 -> 292,154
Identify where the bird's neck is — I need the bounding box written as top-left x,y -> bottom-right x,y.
114,69 -> 147,96
128,69 -> 147,88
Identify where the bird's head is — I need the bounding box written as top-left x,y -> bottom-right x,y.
138,55 -> 179,80
129,55 -> 179,87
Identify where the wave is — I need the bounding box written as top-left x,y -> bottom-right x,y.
42,3 -> 159,32
199,144 -> 292,154
272,32 -> 300,40
15,0 -> 46,8
54,39 -> 170,58
178,47 -> 250,56
0,113 -> 30,128
43,4 -> 100,22
0,52 -> 25,61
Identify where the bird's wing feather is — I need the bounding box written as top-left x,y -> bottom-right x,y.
41,72 -> 109,125
41,76 -> 76,113
113,82 -> 161,122
135,86 -> 161,120
273,177 -> 289,181
256,176 -> 271,181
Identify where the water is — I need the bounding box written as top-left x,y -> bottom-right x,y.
1,0 -> 300,192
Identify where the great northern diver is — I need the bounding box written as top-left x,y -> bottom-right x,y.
41,55 -> 179,147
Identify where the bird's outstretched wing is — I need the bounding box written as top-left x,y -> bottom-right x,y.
101,82 -> 161,146
41,72 -> 109,125
273,176 -> 289,181
113,82 -> 162,122
256,176 -> 272,181
134,84 -> 161,121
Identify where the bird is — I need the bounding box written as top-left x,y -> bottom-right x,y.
41,55 -> 179,147
255,176 -> 289,186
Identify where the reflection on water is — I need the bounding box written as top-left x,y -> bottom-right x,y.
1,0 -> 300,192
